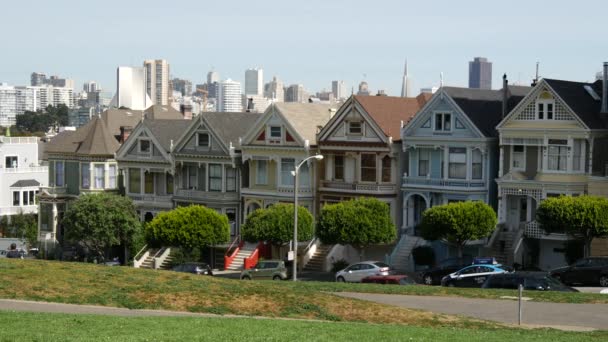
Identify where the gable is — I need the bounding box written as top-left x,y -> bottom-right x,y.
175,121 -> 227,155
243,109 -> 303,147
319,100 -> 388,144
403,94 -> 481,139
119,126 -> 170,163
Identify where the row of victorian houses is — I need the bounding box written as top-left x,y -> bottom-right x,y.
37,66 -> 608,271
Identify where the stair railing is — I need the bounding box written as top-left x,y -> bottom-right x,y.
224,235 -> 243,270
386,234 -> 407,267
244,241 -> 264,270
153,247 -> 172,269
133,244 -> 149,268
300,237 -> 319,270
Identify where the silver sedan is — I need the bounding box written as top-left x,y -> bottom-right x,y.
335,261 -> 391,283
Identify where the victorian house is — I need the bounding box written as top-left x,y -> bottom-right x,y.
316,94 -> 430,228
240,103 -> 334,219
496,70 -> 608,270
395,80 -> 529,267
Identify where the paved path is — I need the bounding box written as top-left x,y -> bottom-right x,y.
335,292 -> 608,331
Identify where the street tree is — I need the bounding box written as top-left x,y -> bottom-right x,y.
537,195 -> 608,257
317,197 -> 396,258
62,193 -> 142,262
419,201 -> 497,257
241,203 -> 314,248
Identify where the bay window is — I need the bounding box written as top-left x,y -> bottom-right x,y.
448,147 -> 466,179
209,164 -> 222,191
256,160 -> 267,185
361,154 -> 376,182
334,155 -> 344,180
299,162 -> 310,187
418,149 -> 429,177
144,171 -> 154,194
94,164 -> 105,189
281,158 -> 295,186
129,168 -> 140,193
547,139 -> 568,171
472,149 -> 482,179
108,165 -> 117,189
512,145 -> 525,170
55,161 -> 64,187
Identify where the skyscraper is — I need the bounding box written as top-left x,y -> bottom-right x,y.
172,78 -> 192,96
400,60 -> 413,97
245,68 -> 263,96
285,84 -> 307,103
332,80 -> 347,100
217,79 -> 242,112
144,59 -> 170,105
468,57 -> 492,89
207,71 -> 219,84
264,76 -> 284,102
357,81 -> 370,96
30,72 -> 47,86
83,81 -> 99,93
113,66 -> 151,110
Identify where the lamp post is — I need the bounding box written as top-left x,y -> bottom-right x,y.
291,154 -> 323,281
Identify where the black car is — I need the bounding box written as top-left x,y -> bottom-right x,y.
550,257 -> 608,287
172,262 -> 213,276
419,256 -> 473,285
482,272 -> 578,292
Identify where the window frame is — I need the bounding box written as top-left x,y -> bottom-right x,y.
269,126 -> 282,140
280,158 -> 295,186
225,167 -> 237,192
5,155 -> 18,168
12,191 -> 20,206
360,153 -> 377,183
472,149 -> 483,180
128,168 -> 141,194
334,155 -> 344,180
418,149 -> 430,177
536,98 -> 556,121
255,160 -> 268,185
448,147 -> 466,179
208,164 -> 223,192
138,139 -> 151,155
434,112 -> 452,132
55,161 -> 65,187
197,132 -> 210,148
81,162 -> 90,189
547,141 -> 568,172
144,171 -> 154,194
511,145 -> 526,171
348,121 -> 362,135
93,163 -> 105,189
108,164 -> 117,189
381,155 -> 391,183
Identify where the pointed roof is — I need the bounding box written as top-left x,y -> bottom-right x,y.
46,116 -> 120,156
272,103 -> 336,145
353,94 -> 430,141
544,79 -> 607,129
142,119 -> 193,152
202,112 -> 263,148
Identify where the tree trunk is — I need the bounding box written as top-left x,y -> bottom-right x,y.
584,237 -> 593,258
457,243 -> 464,258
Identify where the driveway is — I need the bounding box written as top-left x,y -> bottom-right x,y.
335,292 -> 608,331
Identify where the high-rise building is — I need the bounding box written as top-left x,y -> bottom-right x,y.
285,84 -> 307,103
83,81 -> 99,93
217,79 -> 242,112
245,68 -> 263,96
357,81 -> 370,96
30,72 -> 47,86
0,84 -> 18,127
264,76 -> 284,102
400,60 -> 413,97
48,76 -> 74,89
468,57 -> 492,89
172,78 -> 192,96
112,66 -> 151,111
332,80 -> 347,100
0,83 -> 75,127
207,71 -> 219,84
144,59 -> 170,105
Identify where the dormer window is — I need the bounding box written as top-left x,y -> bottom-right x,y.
435,113 -> 451,132
348,121 -> 362,134
536,91 -> 555,120
270,126 -> 282,140
197,133 -> 210,147
139,139 -> 151,154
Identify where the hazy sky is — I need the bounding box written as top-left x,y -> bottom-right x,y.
1,0 -> 606,95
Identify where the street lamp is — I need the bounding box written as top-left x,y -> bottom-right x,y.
291,154 -> 323,281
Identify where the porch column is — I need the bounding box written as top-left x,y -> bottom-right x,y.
526,196 -> 533,222
498,146 -> 504,177
222,164 -> 226,192
401,193 -> 408,233
443,146 -> 449,180
51,203 -> 58,240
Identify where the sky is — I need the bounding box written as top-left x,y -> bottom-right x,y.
1,0 -> 607,96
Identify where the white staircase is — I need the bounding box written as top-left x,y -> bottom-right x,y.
226,242 -> 258,271
389,235 -> 425,272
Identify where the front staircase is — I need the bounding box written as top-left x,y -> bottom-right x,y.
303,244 -> 332,272
225,242 -> 258,271
389,235 -> 426,272
134,247 -> 174,270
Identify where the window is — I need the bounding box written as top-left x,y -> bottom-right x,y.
418,149 -> 429,177
572,139 -> 583,171
299,162 -> 310,187
129,168 -> 140,193
537,103 -> 544,120
381,156 -> 391,182
187,165 -> 198,189
5,156 -> 17,168
472,149 -> 482,179
547,140 -> 568,171
139,139 -> 151,154
108,165 -> 117,189
197,133 -> 210,147
166,174 -> 174,194
361,154 -> 376,182
209,164 -> 222,191
29,190 -> 35,205
435,113 -> 451,131
512,145 -> 525,170
94,164 -> 105,189
81,163 -> 90,189
334,155 -> 344,180
270,126 -> 282,139
256,160 -> 268,185
23,191 -> 28,206
536,93 -> 555,120
55,161 -> 64,187
348,122 -> 362,134
144,171 -> 154,194
281,158 -> 295,186
226,167 -> 236,192
448,147 -> 466,179
13,191 -> 20,206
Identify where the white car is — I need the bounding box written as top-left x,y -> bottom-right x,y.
335,261 -> 391,282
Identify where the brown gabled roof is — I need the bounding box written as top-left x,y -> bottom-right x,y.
353,94 -> 430,141
46,116 -> 120,157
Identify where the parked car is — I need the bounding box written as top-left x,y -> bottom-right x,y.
335,261 -> 391,283
362,275 -> 415,285
419,256 -> 473,285
550,257 -> 608,287
441,264 -> 509,288
172,262 -> 213,276
240,260 -> 289,280
482,272 -> 578,292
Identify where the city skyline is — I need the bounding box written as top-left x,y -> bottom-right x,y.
0,1 -> 606,96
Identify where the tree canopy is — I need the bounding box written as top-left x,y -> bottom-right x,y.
317,197 -> 396,251
62,193 -> 142,261
242,203 -> 313,246
145,205 -> 230,250
15,104 -> 69,134
0,212 -> 38,247
537,195 -> 608,257
419,201 -> 497,257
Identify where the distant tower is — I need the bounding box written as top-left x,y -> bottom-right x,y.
400,59 -> 413,97
245,68 -> 263,96
143,59 -> 170,105
468,57 -> 492,89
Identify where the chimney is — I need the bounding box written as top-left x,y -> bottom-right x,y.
502,74 -> 508,118
120,126 -> 133,144
180,104 -> 193,120
246,98 -> 254,112
602,62 -> 608,114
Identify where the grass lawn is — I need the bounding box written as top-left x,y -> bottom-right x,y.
2,311 -> 607,342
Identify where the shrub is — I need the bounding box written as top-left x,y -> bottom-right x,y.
331,258 -> 350,273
